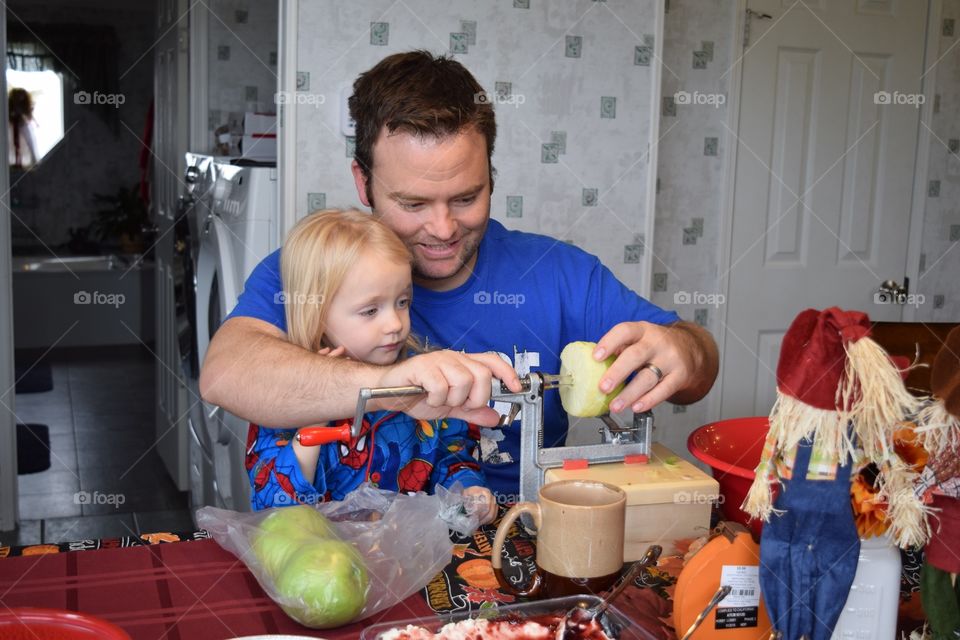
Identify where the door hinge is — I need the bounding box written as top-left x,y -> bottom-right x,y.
744,8 -> 773,48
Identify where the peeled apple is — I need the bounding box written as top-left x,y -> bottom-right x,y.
559,341 -> 625,417
275,539 -> 369,628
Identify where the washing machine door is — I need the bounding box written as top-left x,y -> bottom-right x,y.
195,213 -> 238,368
185,377 -> 216,510
195,213 -> 250,510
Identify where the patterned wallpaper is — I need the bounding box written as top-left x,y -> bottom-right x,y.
916,0 -> 960,322
648,0 -> 737,453
292,0 -> 659,300
205,0 -> 278,153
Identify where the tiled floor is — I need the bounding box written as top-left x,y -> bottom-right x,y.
1,347 -> 193,548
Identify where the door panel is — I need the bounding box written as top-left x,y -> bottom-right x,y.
720,0 -> 928,418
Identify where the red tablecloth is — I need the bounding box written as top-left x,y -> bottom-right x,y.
0,531 -> 928,639
0,538 -> 437,639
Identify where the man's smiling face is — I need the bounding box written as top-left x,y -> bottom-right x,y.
352,126 -> 491,292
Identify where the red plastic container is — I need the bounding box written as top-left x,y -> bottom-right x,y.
0,608 -> 130,639
687,417 -> 776,538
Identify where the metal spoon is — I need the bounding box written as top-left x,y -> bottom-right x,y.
557,544 -> 663,639
679,584 -> 733,640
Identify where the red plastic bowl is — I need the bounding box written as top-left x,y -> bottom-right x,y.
687,417 -> 776,538
0,608 -> 130,639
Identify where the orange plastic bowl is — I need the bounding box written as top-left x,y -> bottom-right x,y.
687,417 -> 776,538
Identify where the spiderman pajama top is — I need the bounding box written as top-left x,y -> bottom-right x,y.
246,410 -> 486,510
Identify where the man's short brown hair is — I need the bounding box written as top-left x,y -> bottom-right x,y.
348,50 -> 497,204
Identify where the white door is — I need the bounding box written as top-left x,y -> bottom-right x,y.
153,0 -> 191,489
720,0 -> 928,418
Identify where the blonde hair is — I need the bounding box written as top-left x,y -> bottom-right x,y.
281,208 -> 414,355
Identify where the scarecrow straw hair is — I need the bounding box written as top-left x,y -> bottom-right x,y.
779,393 -> 855,459
915,400 -> 960,456
842,337 -> 923,460
877,456 -> 932,548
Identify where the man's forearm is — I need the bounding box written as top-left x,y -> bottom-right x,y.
199,317 -> 382,426
667,321 -> 719,405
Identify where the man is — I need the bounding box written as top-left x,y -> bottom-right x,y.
200,50 -> 718,499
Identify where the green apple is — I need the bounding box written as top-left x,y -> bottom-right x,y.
275,539 -> 369,628
253,528 -> 312,578
559,341 -> 625,417
258,505 -> 335,538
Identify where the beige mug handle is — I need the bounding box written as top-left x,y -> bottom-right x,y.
490,501 -> 543,597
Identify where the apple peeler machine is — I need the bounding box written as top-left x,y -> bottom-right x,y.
294,372 -> 653,505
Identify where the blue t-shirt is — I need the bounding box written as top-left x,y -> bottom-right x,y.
227,219 -> 680,500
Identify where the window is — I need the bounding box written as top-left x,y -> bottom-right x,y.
7,69 -> 66,166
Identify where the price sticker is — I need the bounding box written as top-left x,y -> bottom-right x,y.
715,565 -> 761,629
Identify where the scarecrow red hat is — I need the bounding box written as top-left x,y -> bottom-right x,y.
744,307 -> 926,546
776,307 -> 870,410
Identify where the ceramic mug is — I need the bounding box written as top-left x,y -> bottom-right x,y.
491,479 -> 626,598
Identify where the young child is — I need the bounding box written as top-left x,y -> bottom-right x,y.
246,209 -> 497,523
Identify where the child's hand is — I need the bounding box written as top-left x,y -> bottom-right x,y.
316,345 -> 347,358
463,486 -> 497,525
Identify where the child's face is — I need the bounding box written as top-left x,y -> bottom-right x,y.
324,251 -> 412,365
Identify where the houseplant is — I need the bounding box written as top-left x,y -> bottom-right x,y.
90,182 -> 150,254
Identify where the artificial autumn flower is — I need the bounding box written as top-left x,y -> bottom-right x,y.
893,423 -> 929,472
851,470 -> 889,538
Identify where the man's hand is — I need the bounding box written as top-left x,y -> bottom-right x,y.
593,321 -> 718,413
376,350 -> 522,427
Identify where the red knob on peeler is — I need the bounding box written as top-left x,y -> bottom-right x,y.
296,423 -> 352,446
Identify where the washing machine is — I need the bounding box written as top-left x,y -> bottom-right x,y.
194,158 -> 278,511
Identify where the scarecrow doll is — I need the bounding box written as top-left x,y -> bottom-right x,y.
742,307 -> 929,640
